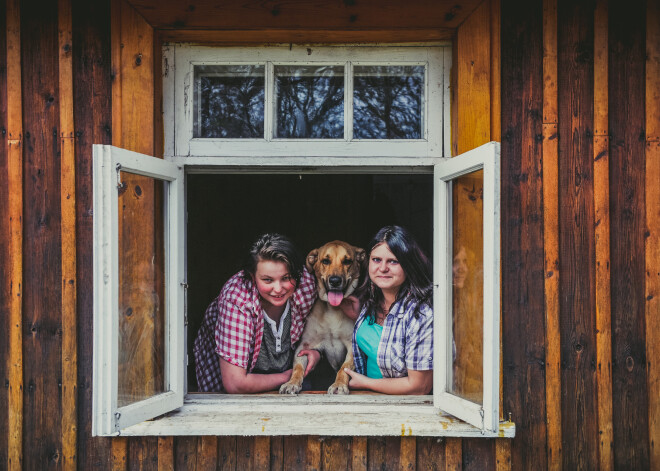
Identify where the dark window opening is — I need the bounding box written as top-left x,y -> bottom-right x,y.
186,172 -> 433,391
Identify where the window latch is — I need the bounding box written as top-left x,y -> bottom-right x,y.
479,408 -> 485,434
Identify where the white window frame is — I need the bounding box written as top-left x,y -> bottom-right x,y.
92,145 -> 185,436
92,43 -> 513,438
166,44 -> 447,160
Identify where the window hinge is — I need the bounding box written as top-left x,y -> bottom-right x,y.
115,163 -> 125,191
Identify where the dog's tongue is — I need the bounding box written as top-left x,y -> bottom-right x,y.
327,290 -> 344,307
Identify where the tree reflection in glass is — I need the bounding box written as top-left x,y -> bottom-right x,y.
194,65 -> 265,138
353,66 -> 424,139
275,65 -> 344,139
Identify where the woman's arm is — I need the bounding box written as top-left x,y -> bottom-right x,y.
344,368 -> 433,395
219,357 -> 292,394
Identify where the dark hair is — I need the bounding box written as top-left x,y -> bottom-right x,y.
359,225 -> 432,321
242,233 -> 304,285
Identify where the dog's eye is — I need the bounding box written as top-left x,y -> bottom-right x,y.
321,259 -> 331,265
342,259 -> 353,265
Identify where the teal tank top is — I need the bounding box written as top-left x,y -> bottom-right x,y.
355,320 -> 384,379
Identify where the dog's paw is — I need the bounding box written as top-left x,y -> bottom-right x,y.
327,382 -> 350,395
279,382 -> 302,395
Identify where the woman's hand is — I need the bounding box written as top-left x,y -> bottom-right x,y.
339,295 -> 361,320
343,368 -> 372,390
297,349 -> 322,376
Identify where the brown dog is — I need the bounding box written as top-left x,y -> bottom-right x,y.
279,240 -> 365,395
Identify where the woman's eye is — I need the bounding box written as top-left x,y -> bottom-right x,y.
321,259 -> 331,265
389,260 -> 399,265
371,258 -> 381,263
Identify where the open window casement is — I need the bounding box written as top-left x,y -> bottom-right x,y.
433,141 -> 501,433
91,142 -> 508,437
93,145 -> 185,436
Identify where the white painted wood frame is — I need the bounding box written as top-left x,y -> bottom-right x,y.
433,141 -> 501,432
165,44 -> 449,160
92,145 -> 186,436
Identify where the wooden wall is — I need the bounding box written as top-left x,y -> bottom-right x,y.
1,0 -> 658,470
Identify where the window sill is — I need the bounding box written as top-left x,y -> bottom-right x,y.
120,393 -> 516,438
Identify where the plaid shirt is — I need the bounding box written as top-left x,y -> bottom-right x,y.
352,297 -> 433,378
194,268 -> 317,392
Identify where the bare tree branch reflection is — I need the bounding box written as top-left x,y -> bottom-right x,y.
195,65 -> 265,138
275,65 -> 344,138
354,66 -> 424,139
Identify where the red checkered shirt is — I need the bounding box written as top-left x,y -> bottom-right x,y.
193,268 -> 317,392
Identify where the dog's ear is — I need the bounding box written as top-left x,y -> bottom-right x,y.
306,249 -> 319,272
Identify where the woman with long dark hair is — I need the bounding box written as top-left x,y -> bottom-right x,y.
344,225 -> 433,394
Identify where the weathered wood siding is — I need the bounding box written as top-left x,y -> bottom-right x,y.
1,0 -> 658,470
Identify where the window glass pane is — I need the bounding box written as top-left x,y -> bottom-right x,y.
274,65 -> 344,138
353,65 -> 424,139
117,172 -> 166,407
194,65 -> 265,138
450,169 -> 484,405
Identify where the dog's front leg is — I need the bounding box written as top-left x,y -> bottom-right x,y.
327,350 -> 354,395
279,346 -> 308,395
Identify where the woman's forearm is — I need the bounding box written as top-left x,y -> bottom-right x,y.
346,368 -> 433,395
219,357 -> 292,394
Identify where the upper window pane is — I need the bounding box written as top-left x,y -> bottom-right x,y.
353,65 -> 425,139
193,65 -> 265,138
274,65 -> 344,139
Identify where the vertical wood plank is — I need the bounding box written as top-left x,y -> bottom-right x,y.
5,0 -> 22,469
646,1 -> 660,469
197,436 -> 217,471
557,2 -> 599,469
416,437 -> 445,471
494,440 -> 510,471
282,436 -> 306,471
321,437 -> 351,471
113,438 -> 128,471
58,0 -> 77,469
21,0 -> 64,468
351,437 -> 367,471
501,1 -> 548,469
174,437 -> 197,471
455,0 -> 492,155
542,1 -> 561,470
129,436 -> 159,471
72,0 -> 113,467
463,439 -> 495,471
445,438 -> 462,471
157,437 -> 174,471
609,1 -> 650,468
217,436 -> 237,471
254,437 -> 270,471
593,1 -> 613,470
305,436 -> 321,471
490,0 -> 501,143
399,437 -> 416,471
0,2 -> 9,469
236,437 -> 255,470
270,436 -> 283,471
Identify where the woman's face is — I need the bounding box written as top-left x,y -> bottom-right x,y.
369,243 -> 407,296
254,260 -> 297,310
452,246 -> 469,288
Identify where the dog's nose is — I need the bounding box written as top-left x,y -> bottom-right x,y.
328,276 -> 343,288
